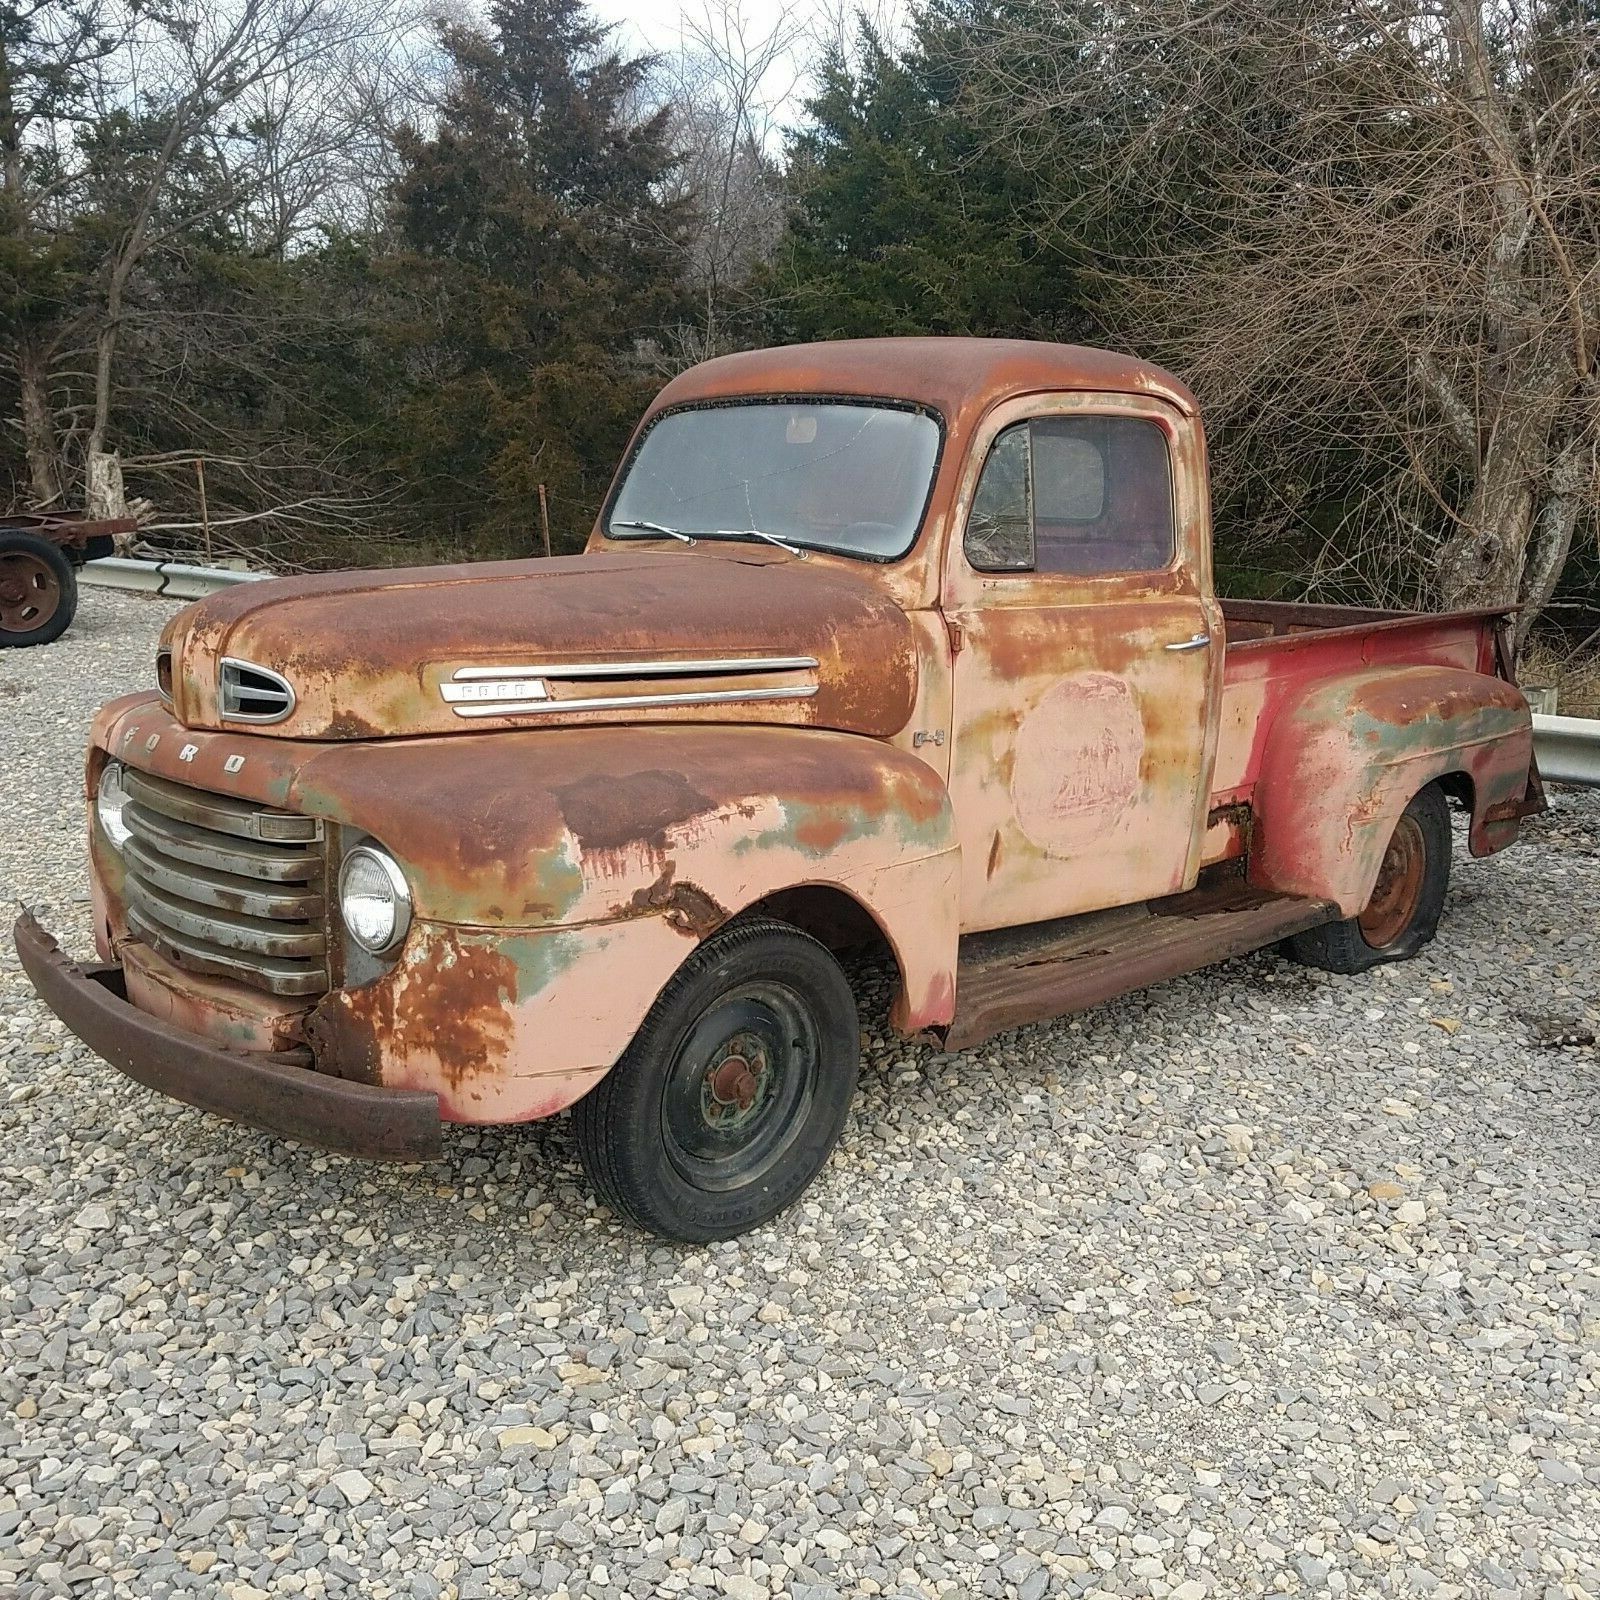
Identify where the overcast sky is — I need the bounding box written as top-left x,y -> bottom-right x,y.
587,1 -> 901,129
590,0 -> 805,55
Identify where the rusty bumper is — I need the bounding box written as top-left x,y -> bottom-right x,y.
12,913 -> 442,1163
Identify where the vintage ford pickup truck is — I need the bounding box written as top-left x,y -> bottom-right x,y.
15,339 -> 1543,1240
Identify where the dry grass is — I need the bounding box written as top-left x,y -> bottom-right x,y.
1520,634 -> 1600,719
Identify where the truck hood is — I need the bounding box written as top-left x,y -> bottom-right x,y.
158,550 -> 918,741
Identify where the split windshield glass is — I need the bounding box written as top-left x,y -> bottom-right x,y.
606,399 -> 941,561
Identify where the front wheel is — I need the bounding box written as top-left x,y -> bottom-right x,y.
1286,782 -> 1452,974
573,919 -> 861,1242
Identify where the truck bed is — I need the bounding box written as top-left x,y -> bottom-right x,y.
1209,600 -> 1515,807
1221,597 -> 1512,653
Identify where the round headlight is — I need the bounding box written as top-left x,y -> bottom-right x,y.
96,762 -> 132,850
338,844 -> 412,956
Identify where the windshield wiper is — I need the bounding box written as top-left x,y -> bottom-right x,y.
610,518 -> 696,545
712,527 -> 809,559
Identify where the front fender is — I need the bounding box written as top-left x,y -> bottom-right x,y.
294,725 -> 961,1117
91,706 -> 961,1122
1250,666 -> 1532,915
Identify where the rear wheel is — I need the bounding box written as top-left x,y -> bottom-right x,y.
0,532 -> 77,648
573,919 -> 860,1242
1286,782 -> 1451,974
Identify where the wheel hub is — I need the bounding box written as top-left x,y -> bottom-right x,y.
0,552 -> 61,631
702,1031 -> 770,1130
1358,814 -> 1426,948
662,987 -> 819,1192
708,1052 -> 760,1111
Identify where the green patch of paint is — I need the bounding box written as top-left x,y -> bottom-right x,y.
500,927 -> 587,998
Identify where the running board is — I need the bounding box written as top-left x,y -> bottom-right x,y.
944,879 -> 1337,1051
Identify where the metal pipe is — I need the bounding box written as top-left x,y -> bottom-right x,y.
1533,713 -> 1600,788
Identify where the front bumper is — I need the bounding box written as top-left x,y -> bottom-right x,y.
13,912 -> 442,1162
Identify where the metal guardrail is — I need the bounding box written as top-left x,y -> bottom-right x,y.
1533,714 -> 1600,788
82,556 -> 274,599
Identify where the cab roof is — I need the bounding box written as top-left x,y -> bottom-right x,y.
648,337 -> 1199,426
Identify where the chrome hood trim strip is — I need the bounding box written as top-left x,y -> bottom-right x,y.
449,655 -> 819,682
449,684 -> 819,719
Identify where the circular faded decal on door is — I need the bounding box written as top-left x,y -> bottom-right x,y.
1010,672 -> 1144,855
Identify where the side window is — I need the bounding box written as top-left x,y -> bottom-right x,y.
964,423 -> 1032,571
964,415 -> 1176,577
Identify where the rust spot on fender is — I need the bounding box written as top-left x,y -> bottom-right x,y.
793,808 -> 854,854
621,865 -> 729,939
986,831 -> 1004,879
553,768 -> 713,855
894,963 -> 956,1034
309,934 -> 517,1090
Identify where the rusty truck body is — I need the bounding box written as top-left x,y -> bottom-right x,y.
15,339 -> 1543,1240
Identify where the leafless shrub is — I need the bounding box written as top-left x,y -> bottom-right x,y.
962,0 -> 1599,635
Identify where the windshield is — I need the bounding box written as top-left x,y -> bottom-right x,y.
606,400 -> 942,560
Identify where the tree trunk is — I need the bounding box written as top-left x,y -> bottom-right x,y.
87,318 -> 118,461
1436,443 -> 1538,611
1433,324 -> 1592,619
16,339 -> 63,506
1512,434 -> 1588,648
85,451 -> 130,521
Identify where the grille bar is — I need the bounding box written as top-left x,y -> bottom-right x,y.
126,908 -> 329,996
123,837 -> 325,922
129,879 -> 325,958
122,768 -> 318,842
119,769 -> 329,998
122,802 -> 321,882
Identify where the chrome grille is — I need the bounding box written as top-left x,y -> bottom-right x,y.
120,768 -> 328,997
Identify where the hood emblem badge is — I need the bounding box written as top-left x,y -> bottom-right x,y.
438,658 -> 820,719
440,675 -> 551,707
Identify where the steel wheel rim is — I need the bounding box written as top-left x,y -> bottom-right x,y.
661,983 -> 819,1193
1359,814 -> 1426,948
0,552 -> 62,633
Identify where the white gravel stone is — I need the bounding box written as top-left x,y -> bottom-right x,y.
330,1469 -> 373,1506
2,590 -> 1597,1600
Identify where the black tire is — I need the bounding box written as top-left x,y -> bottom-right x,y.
0,531 -> 77,648
1285,782 -> 1451,974
574,918 -> 860,1242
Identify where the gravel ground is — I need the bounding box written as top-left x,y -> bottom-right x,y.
3,588 -> 1598,1600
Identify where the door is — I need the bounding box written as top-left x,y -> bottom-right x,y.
944,394 -> 1221,933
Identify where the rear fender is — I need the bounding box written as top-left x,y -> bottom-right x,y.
1250,666 -> 1532,915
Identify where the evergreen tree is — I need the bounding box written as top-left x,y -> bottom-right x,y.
763,3 -> 1093,344
387,0 -> 692,555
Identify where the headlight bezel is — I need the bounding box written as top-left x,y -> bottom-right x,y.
337,841 -> 413,957
96,760 -> 132,851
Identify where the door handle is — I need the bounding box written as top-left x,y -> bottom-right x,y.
1165,632 -> 1212,652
